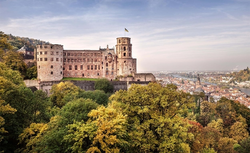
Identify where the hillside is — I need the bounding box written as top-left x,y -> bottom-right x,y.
228,67 -> 250,83
5,32 -> 50,51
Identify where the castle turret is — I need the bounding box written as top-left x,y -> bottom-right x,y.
116,37 -> 136,76
37,44 -> 63,81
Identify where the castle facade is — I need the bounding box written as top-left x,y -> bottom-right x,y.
36,37 -> 155,82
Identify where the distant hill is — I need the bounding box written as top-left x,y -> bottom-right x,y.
228,67 -> 250,83
5,32 -> 50,51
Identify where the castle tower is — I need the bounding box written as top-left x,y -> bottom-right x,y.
36,44 -> 63,81
116,37 -> 137,76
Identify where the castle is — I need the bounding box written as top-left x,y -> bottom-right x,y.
36,37 -> 155,82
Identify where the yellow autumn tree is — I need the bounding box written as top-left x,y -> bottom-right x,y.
50,81 -> 82,108
65,101 -> 129,153
229,121 -> 249,142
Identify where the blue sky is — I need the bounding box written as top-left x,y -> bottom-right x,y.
0,0 -> 249,71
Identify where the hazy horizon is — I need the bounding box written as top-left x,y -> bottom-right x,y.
0,0 -> 249,71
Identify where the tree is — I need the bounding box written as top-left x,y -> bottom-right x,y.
196,127 -> 221,152
25,65 -> 37,79
94,78 -> 114,93
50,81 -> 82,108
207,119 -> 224,134
77,90 -> 109,105
234,137 -> 250,153
0,99 -> 16,142
0,31 -> 13,59
18,98 -> 99,153
65,101 -> 129,153
217,137 -> 237,153
109,83 -> 194,152
229,121 -> 249,142
197,101 -> 217,127
2,51 -> 27,78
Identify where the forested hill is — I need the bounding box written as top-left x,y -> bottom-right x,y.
4,32 -> 50,51
228,67 -> 250,83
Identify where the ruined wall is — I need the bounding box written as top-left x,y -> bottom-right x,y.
63,50 -> 103,78
37,44 -> 63,81
134,73 -> 156,82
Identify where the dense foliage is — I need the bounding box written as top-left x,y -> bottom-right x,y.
228,67 -> 250,83
1,31 -> 250,152
6,32 -> 50,51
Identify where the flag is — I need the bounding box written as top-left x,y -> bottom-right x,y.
125,28 -> 129,32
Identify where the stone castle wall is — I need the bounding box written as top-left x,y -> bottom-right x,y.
37,44 -> 63,81
36,37 -> 155,83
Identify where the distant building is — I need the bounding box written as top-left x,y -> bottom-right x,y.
36,37 -> 156,82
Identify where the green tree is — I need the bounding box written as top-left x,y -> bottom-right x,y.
77,90 -> 109,105
0,99 -> 16,142
26,65 -> 37,79
110,83 -> 194,152
234,137 -> 250,153
94,78 -> 114,93
18,98 -> 99,153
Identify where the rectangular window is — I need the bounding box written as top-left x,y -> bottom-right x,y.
67,53 -> 70,56
56,52 -> 59,55
37,58 -> 39,61
87,65 -> 90,70
83,58 -> 85,62
51,71 -> 53,75
40,58 -> 43,61
98,65 -> 100,70
69,65 -> 72,70
95,65 -> 97,70
63,67 -> 65,70
51,65 -> 53,68
45,58 -> 47,61
75,65 -> 77,70
51,51 -> 54,55
45,51 -> 47,54
80,65 -> 83,70
106,63 -> 108,66
51,58 -> 53,61
56,58 -> 59,61
40,52 -> 42,55
91,65 -> 93,70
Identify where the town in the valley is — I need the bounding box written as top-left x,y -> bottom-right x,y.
154,71 -> 250,108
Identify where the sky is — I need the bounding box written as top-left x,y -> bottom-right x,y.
0,0 -> 249,72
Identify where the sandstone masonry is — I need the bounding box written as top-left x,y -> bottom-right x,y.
36,37 -> 155,82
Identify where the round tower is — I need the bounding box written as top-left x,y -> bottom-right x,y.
37,44 -> 63,81
116,37 -> 136,76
